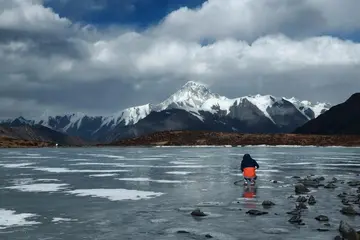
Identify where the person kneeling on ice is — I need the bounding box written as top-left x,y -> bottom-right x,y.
241,153 -> 259,185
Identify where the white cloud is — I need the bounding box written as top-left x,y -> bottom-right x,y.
0,0 -> 71,32
154,0 -> 360,41
1,0 -> 360,118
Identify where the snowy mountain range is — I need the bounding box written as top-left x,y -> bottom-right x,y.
1,81 -> 331,143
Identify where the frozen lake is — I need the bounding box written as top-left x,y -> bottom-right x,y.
0,146 -> 360,240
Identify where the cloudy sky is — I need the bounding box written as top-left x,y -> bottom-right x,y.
1,0 -> 360,119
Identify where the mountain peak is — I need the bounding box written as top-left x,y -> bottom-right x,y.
156,81 -> 221,111
181,81 -> 207,90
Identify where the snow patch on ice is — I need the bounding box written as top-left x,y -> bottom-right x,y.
32,167 -> 130,173
169,161 -> 199,165
52,217 -> 77,223
77,153 -> 125,159
0,163 -> 35,168
5,183 -> 69,193
165,171 -> 192,175
116,177 -> 195,183
0,209 -> 40,230
88,173 -> 118,177
67,188 -> 164,201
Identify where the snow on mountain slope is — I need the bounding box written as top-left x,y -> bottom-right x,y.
35,112 -> 87,132
285,97 -> 331,119
201,97 -> 234,114
100,104 -> 152,128
241,95 -> 277,123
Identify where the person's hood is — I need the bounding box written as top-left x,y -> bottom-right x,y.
243,154 -> 252,161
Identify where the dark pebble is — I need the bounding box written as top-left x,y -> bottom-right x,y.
262,200 -> 275,207
246,210 -> 268,216
296,196 -> 307,202
317,228 -> 329,232
340,206 -> 359,216
288,215 -> 302,224
205,234 -> 213,238
308,195 -> 316,205
315,215 -> 329,221
324,183 -> 337,189
296,202 -> 308,209
191,209 -> 207,217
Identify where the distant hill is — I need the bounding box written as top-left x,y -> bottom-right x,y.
0,124 -> 85,146
294,93 -> 360,135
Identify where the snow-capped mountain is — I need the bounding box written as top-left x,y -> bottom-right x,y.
1,81 -> 331,143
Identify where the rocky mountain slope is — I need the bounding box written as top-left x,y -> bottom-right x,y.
0,124 -> 84,146
2,81 -> 331,143
294,93 -> 360,135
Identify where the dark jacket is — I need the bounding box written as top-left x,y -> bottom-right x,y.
241,154 -> 259,172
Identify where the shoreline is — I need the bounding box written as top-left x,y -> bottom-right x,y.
2,131 -> 360,148
99,131 -> 360,148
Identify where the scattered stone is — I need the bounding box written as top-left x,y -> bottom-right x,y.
288,215 -> 302,224
191,209 -> 207,217
348,181 -> 360,187
292,176 -> 301,179
298,178 -> 321,188
317,228 -> 329,232
339,221 -> 359,240
324,223 -> 331,227
262,200 -> 275,207
308,195 -> 316,205
205,234 -> 213,238
296,196 -> 307,202
288,195 -> 295,199
315,215 -> 329,221
246,209 -> 268,216
317,176 -> 325,181
340,206 -> 359,216
342,199 -> 351,206
332,177 -> 338,182
296,202 -> 308,210
177,230 -> 190,234
295,183 -> 310,194
261,228 -> 290,234
334,236 -> 342,240
324,183 -> 337,189
287,209 -> 301,215
338,192 -> 348,198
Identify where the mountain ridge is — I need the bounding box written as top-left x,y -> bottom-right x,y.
294,92 -> 360,135
1,81 -> 332,142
